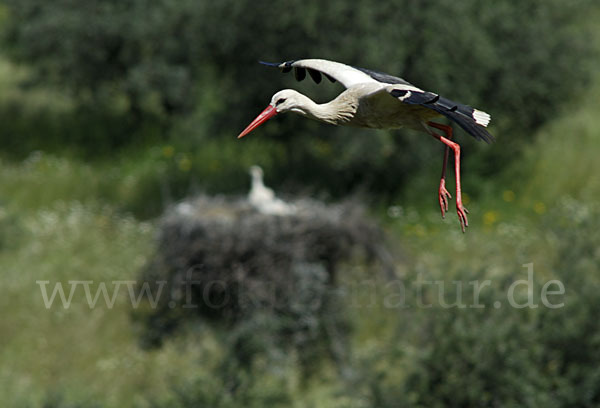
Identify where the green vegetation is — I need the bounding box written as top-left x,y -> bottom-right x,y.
2,0 -> 597,195
1,1 -> 600,406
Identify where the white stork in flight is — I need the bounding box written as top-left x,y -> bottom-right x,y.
238,59 -> 494,232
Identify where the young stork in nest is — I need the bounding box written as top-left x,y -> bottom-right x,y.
248,165 -> 296,216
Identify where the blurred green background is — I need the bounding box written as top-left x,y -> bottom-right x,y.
1,0 -> 600,406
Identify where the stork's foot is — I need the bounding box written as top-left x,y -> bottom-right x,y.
438,179 -> 452,218
456,201 -> 469,233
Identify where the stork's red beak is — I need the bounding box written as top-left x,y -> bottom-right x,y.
238,105 -> 278,138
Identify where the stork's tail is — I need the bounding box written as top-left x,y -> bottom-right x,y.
391,89 -> 494,143
432,96 -> 494,143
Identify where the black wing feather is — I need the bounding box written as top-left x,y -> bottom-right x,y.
391,89 -> 495,143
294,67 -> 306,81
307,68 -> 322,84
259,60 -> 339,84
354,66 -> 411,85
258,61 -> 280,67
324,73 -> 337,83
258,60 -> 295,73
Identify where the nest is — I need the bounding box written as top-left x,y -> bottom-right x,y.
136,194 -> 393,360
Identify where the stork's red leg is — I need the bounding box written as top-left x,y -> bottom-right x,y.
428,122 -> 469,232
428,122 -> 453,218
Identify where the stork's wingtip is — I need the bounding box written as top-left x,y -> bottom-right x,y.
258,60 -> 282,67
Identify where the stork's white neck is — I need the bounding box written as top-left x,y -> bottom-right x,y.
290,93 -> 356,126
251,171 -> 265,188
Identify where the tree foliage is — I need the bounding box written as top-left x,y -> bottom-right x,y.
1,0 -> 597,195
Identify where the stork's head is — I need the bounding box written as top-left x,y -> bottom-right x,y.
238,89 -> 304,138
249,165 -> 264,179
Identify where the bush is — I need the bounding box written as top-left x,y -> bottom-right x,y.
354,198 -> 600,407
135,195 -> 392,375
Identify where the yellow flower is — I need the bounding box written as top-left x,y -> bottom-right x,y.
413,224 -> 426,237
178,157 -> 192,172
483,210 -> 499,226
462,193 -> 470,205
162,145 -> 175,158
502,190 -> 515,202
534,202 -> 546,214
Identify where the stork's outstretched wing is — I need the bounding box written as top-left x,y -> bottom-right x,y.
260,59 -> 493,143
260,59 -> 413,89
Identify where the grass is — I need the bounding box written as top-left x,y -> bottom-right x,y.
0,201 -> 204,406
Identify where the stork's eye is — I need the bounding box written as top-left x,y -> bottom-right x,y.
275,98 -> 286,106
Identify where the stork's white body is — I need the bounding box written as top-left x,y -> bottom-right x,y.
238,59 -> 494,231
291,82 -> 439,131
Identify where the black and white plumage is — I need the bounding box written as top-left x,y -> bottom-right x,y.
238,59 -> 494,231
